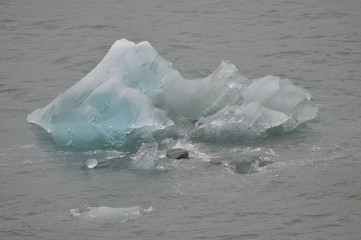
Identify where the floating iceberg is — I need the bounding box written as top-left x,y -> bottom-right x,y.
28,39 -> 317,150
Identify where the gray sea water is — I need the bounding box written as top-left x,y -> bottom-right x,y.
1,0 -> 361,239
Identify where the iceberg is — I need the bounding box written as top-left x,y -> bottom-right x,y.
28,39 -> 317,150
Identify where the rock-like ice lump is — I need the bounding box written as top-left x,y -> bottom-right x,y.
28,39 -> 317,149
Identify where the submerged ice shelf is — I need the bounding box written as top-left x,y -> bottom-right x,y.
28,39 -> 317,150
70,205 -> 152,223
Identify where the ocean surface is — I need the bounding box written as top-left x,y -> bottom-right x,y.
1,0 -> 361,239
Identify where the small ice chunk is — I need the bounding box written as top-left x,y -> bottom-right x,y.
86,158 -> 98,169
130,142 -> 159,170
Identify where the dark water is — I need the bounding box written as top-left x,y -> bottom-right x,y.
1,0 -> 361,239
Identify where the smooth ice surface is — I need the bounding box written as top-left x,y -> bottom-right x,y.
28,39 -> 317,149
190,102 -> 289,142
159,60 -> 249,120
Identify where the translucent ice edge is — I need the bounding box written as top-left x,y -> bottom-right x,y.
28,39 -> 317,150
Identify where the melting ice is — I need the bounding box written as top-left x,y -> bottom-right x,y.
28,39 -> 317,149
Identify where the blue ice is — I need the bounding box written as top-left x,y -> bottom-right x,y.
28,39 -> 317,149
